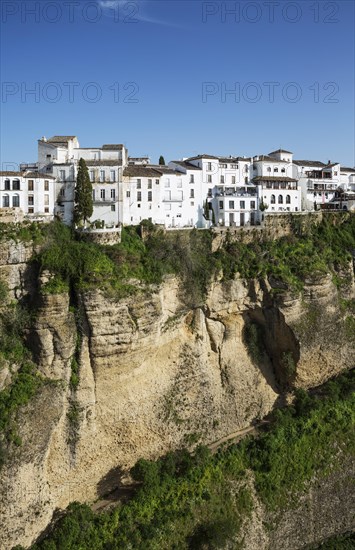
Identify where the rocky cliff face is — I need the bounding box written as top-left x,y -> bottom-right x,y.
0,242 -> 354,549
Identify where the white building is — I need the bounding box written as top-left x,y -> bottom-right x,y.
7,136 -> 354,230
251,150 -> 300,213
174,154 -> 259,227
34,137 -> 127,226
339,167 -> 355,192
293,160 -> 341,210
0,171 -> 56,220
122,163 -> 204,228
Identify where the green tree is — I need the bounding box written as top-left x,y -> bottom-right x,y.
159,155 -> 165,165
74,158 -> 93,226
203,200 -> 210,221
211,206 -> 216,225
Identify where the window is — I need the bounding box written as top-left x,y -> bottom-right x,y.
46,154 -> 51,159
244,177 -> 248,184
207,162 -> 212,171
286,195 -> 291,204
148,179 -> 152,189
231,164 -> 238,169
45,207 -> 49,213
4,179 -> 10,190
334,171 -> 338,176
190,189 -> 194,198
90,171 -> 95,182
229,201 -> 234,209
100,170 -> 105,182
13,195 -> 20,207
281,168 -> 285,173
28,195 -> 34,206
190,175 -> 194,183
190,201 -> 194,206
13,179 -> 20,190
44,195 -> 49,205
46,167 -> 51,172
28,180 -> 34,191
92,190 -> 95,200
137,191 -> 142,202
60,187 -> 65,197
240,201 -> 245,209
219,200 -> 223,209
148,191 -> 152,202
278,194 -> 283,204
270,194 -> 275,204
2,195 -> 9,207
111,189 -> 116,200
155,179 -> 159,185
126,191 -> 130,198
44,180 -> 49,191
60,170 -> 66,181
245,165 -> 249,172
100,189 -> 105,199
111,205 -> 116,211
267,167 -> 271,172
207,175 -> 212,183
251,201 -> 256,209
231,176 -> 236,185
28,207 -> 34,214
220,176 -> 225,184
220,163 -> 227,168
110,170 -> 115,182
274,168 -> 279,173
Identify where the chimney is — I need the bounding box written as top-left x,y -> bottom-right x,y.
42,136 -> 47,142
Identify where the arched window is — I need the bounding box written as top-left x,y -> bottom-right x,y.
2,194 -> 9,207
278,195 -> 283,204
4,179 -> 10,190
270,194 -> 275,204
12,179 -> 20,191
12,194 -> 20,207
267,167 -> 271,172
286,195 -> 291,204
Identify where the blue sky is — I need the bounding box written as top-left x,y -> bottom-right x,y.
0,0 -> 354,167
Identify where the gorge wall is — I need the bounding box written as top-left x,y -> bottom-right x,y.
0,233 -> 354,549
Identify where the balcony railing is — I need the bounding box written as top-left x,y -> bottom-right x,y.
90,179 -> 117,184
93,197 -> 118,204
162,197 -> 184,202
216,191 -> 257,197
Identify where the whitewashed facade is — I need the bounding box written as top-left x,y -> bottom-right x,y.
0,171 -> 56,220
292,160 -> 341,210
251,150 -> 300,214
5,136 -> 355,228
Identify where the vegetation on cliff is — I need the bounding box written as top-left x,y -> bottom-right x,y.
34,213 -> 355,303
26,370 -> 355,550
0,299 -> 45,467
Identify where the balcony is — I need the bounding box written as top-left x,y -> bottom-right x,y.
91,178 -> 117,184
93,197 -> 118,205
215,190 -> 257,197
307,183 -> 339,192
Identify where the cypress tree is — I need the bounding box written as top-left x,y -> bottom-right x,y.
74,158 -> 93,226
159,155 -> 165,165
203,200 -> 210,220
